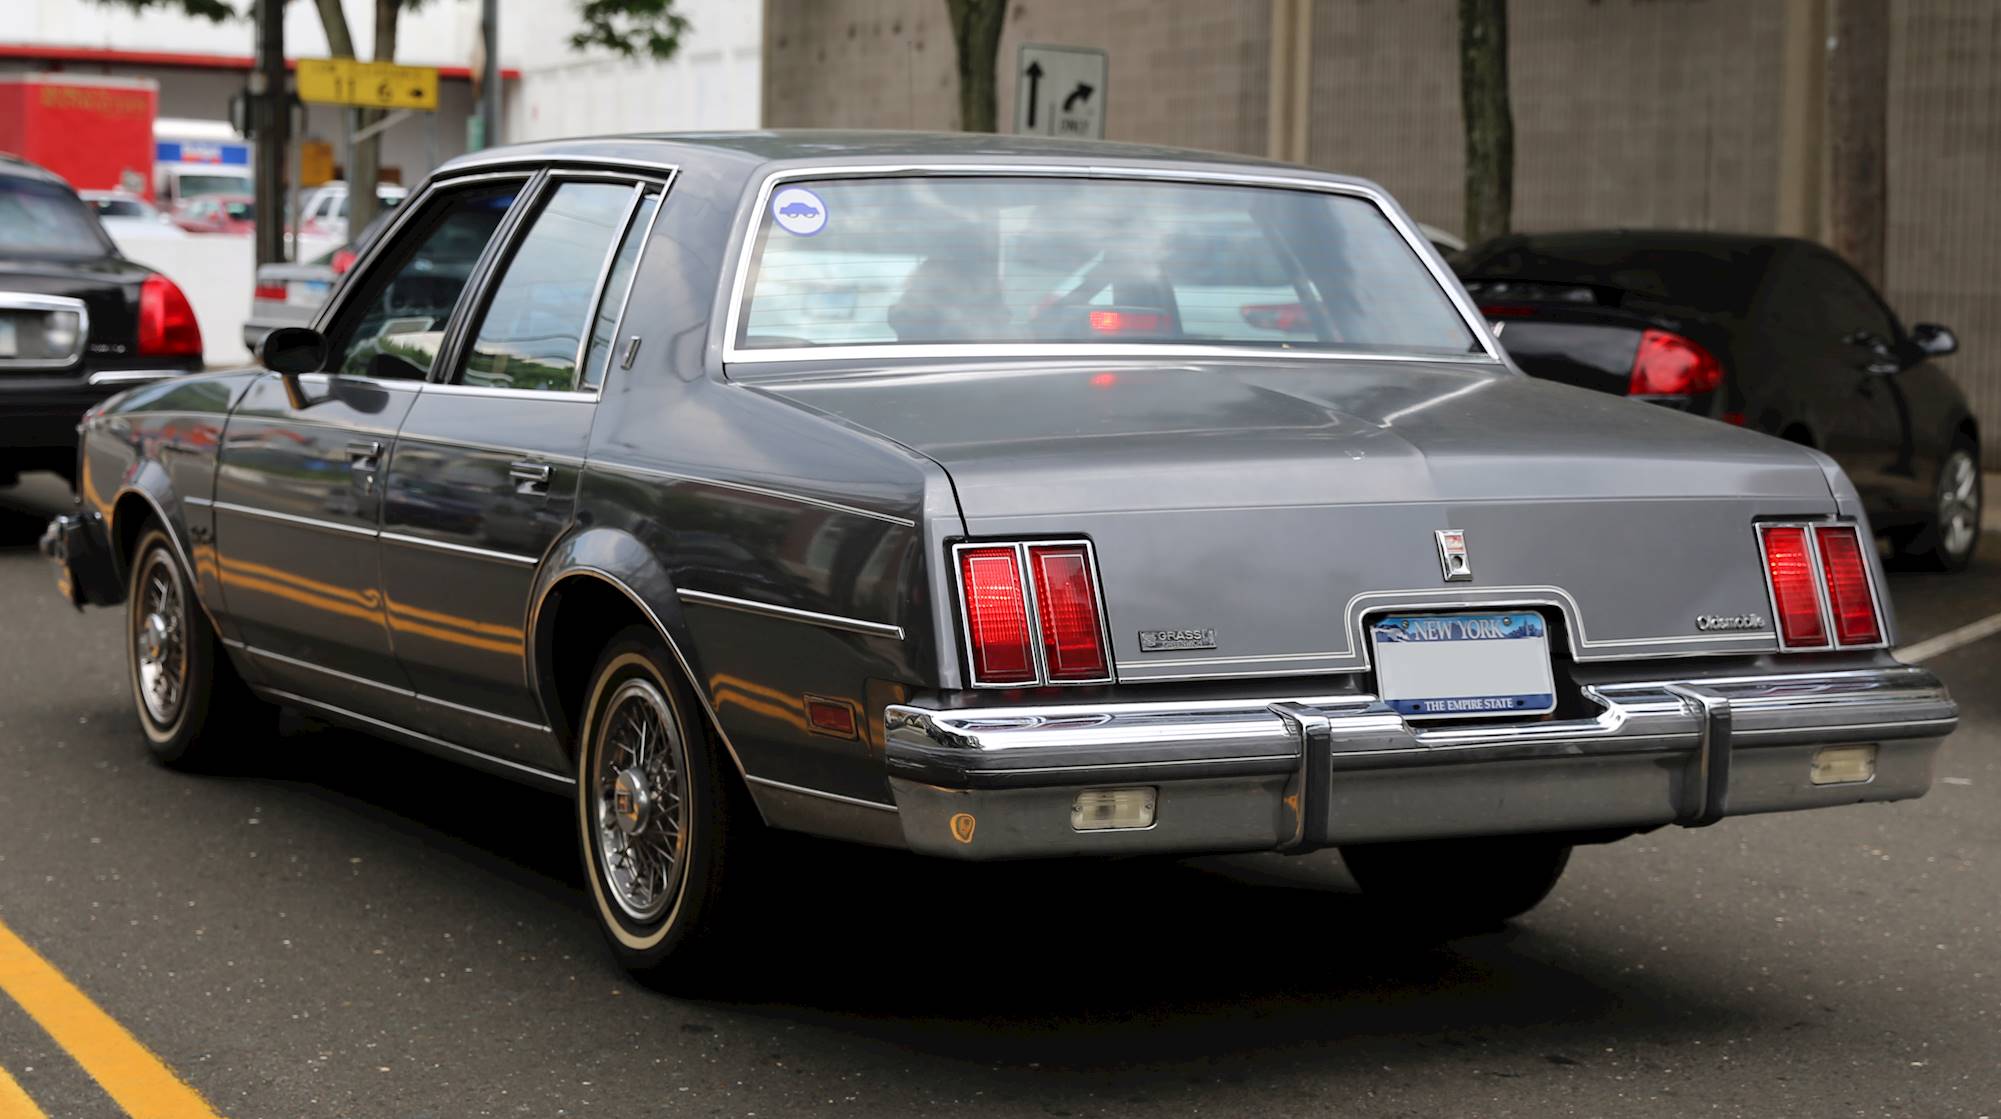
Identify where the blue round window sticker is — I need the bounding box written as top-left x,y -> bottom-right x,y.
771,187 -> 828,237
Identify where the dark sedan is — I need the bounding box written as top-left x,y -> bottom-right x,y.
1456,231 -> 1979,570
0,154 -> 203,487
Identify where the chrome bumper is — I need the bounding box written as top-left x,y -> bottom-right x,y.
884,666 -> 1957,859
39,511 -> 121,610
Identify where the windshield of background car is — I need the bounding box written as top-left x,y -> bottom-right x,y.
0,177 -> 113,257
175,173 -> 252,198
733,177 -> 1482,357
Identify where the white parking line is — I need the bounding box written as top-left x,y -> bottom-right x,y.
1899,610 -> 2001,664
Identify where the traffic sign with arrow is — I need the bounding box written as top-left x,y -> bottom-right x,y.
1014,45 -> 1107,140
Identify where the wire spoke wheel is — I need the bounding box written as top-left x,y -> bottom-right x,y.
131,549 -> 189,728
1938,448 -> 1980,562
592,677 -> 691,924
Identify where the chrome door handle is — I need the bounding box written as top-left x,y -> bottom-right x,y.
509,460 -> 553,494
346,440 -> 383,469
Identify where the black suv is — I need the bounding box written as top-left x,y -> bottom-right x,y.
0,154 -> 203,487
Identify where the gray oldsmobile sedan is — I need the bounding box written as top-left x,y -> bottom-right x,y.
41,133 -> 1958,985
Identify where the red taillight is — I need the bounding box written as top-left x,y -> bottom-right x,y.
1814,525 -> 1883,646
1476,303 -> 1540,318
253,282 -> 287,302
1028,544 -> 1110,682
1088,309 -> 1165,334
1240,303 -> 1311,333
331,248 -> 359,275
1629,329 -> 1723,396
137,273 -> 203,357
1759,525 -> 1828,649
957,546 -> 1036,685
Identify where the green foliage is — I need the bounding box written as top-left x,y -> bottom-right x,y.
92,0 -> 235,20
571,0 -> 690,61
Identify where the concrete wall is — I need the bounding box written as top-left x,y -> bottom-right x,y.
761,0 -> 2001,466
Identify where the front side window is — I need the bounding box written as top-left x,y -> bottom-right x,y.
734,176 -> 1480,358
459,180 -> 639,393
328,181 -> 520,379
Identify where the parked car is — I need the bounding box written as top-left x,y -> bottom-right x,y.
41,135 -> 1957,990
296,180 -> 408,240
0,154 -> 203,487
170,194 -> 255,235
1456,231 -> 1980,569
79,190 -> 187,241
243,207 -> 398,351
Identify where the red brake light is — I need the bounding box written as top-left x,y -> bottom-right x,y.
1629,329 -> 1723,396
331,248 -> 359,275
1028,544 -> 1110,682
1088,310 -> 1165,334
137,273 -> 203,357
1240,303 -> 1311,333
957,546 -> 1036,685
1814,525 -> 1883,646
1760,525 -> 1828,649
253,282 -> 287,302
1476,303 -> 1540,318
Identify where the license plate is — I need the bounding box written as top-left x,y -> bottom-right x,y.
1370,611 -> 1556,719
0,318 -> 15,357
287,280 -> 330,307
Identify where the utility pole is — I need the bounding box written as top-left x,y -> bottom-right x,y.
479,0 -> 501,148
251,0 -> 290,265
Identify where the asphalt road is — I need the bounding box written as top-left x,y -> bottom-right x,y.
0,473 -> 1996,1119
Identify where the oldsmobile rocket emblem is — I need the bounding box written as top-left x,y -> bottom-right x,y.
1436,529 -> 1472,582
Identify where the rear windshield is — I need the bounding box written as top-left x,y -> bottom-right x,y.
734,177 -> 1481,358
0,177 -> 112,257
1458,239 -> 1775,316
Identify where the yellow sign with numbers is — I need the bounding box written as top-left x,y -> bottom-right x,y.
297,58 -> 438,111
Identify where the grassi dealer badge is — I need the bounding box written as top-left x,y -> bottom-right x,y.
770,187 -> 827,236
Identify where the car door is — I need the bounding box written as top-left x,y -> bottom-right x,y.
379,172 -> 665,765
211,177 -> 527,719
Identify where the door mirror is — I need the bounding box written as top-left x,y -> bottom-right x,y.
1911,322 -> 1958,358
258,326 -> 327,409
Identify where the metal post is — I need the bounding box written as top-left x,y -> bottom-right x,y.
480,0 -> 501,148
251,0 -> 289,264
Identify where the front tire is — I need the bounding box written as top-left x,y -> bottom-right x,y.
125,524 -> 276,768
1341,836 -> 1572,934
576,626 -> 754,985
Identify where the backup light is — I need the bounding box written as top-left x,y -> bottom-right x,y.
1814,525 -> 1884,646
1811,744 -> 1878,786
1072,787 -> 1156,831
1759,525 -> 1828,649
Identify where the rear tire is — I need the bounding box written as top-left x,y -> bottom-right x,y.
1341,836 -> 1572,934
575,626 -> 758,988
125,524 -> 278,769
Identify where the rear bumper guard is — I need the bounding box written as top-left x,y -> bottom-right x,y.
884,666 -> 1957,859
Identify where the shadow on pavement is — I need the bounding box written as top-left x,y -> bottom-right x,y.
0,475 -> 70,551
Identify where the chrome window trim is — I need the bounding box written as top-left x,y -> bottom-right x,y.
570,182 -> 646,386
87,369 -> 185,386
951,538 -> 1116,689
210,499 -> 378,539
586,460 -> 917,527
718,163 -> 1505,370
377,529 -> 539,567
589,183 -> 669,391
435,153 -> 678,180
417,381 -> 599,403
675,588 -> 904,641
0,292 -> 89,369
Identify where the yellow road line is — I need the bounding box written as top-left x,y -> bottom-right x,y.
0,917 -> 224,1119
0,1066 -> 50,1119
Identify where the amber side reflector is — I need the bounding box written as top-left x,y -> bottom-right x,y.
1028,544 -> 1110,682
804,696 -> 858,739
1813,525 -> 1883,646
957,546 -> 1036,685
1760,525 -> 1828,648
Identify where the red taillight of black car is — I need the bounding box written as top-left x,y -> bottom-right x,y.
1629,328 -> 1723,397
137,273 -> 203,357
955,541 -> 1114,687
1757,523 -> 1885,650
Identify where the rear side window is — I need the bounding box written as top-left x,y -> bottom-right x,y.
0,176 -> 112,258
734,176 -> 1479,358
459,180 -> 643,393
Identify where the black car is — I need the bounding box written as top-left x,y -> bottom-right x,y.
1456,231 -> 1979,570
0,154 -> 204,487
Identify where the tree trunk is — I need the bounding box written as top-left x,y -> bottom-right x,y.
347,0 -> 403,236
1458,0 -> 1514,246
1825,0 -> 1888,287
945,0 -> 1006,133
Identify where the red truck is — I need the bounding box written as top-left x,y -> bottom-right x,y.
0,73 -> 158,198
